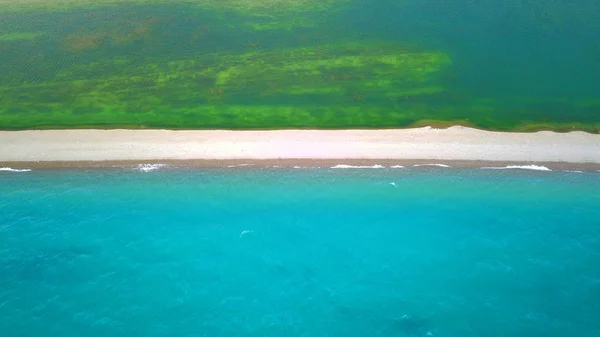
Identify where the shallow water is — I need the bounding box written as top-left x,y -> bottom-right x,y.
1,167 -> 599,336
1,1 -> 599,130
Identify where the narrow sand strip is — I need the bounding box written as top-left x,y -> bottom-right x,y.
1,127 -> 599,166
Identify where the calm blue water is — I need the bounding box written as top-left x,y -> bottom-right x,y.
1,167 -> 600,336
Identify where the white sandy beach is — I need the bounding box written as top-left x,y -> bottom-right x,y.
1,127 -> 599,167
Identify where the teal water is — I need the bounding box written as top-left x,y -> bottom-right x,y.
1,167 -> 600,336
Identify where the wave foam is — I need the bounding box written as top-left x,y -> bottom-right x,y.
227,164 -> 253,168
135,164 -> 168,172
390,165 -> 405,168
331,164 -> 385,169
413,164 -> 451,168
481,165 -> 551,171
0,167 -> 31,172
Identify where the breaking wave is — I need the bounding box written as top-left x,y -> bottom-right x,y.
481,165 -> 551,171
331,164 -> 385,169
227,164 -> 253,168
135,164 -> 168,172
0,167 -> 32,172
413,164 -> 451,168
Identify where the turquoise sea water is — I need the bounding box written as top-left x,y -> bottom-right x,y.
1,167 -> 600,336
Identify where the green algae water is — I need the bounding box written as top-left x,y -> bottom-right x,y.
1,0 -> 600,131
1,167 -> 600,336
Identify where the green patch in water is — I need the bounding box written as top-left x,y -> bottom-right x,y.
0,32 -> 43,41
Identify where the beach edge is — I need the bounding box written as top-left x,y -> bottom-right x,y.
2,126 -> 600,170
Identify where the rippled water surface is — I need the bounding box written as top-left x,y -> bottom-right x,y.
1,167 -> 600,336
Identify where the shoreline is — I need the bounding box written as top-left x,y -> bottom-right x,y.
2,126 -> 600,170
2,159 -> 600,172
